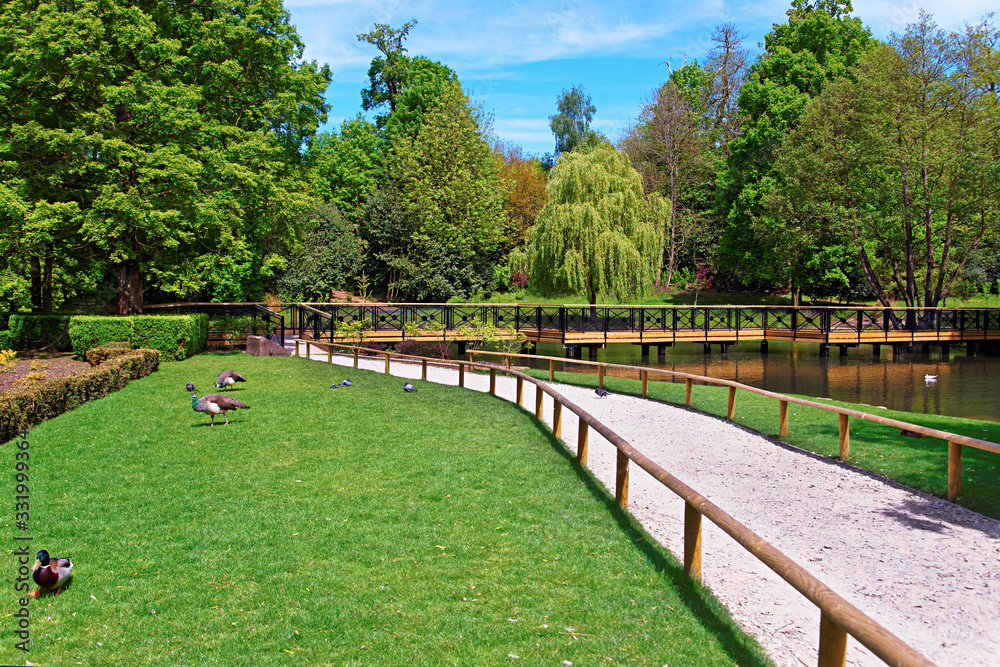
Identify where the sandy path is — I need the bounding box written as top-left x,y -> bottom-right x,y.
299,346 -> 1000,667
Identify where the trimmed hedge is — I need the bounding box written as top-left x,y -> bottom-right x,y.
0,348 -> 160,443
85,344 -> 133,366
69,314 -> 208,361
7,314 -> 73,351
0,330 -> 11,350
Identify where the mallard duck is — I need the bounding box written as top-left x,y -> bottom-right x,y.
30,550 -> 73,597
191,393 -> 250,426
216,370 -> 246,390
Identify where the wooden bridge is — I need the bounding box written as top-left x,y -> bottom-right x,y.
149,302 -> 1000,356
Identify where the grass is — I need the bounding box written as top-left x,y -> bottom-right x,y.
523,366 -> 1000,520
2,353 -> 771,666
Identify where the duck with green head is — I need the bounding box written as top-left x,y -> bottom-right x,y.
30,549 -> 73,597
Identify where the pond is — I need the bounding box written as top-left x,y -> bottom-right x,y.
528,341 -> 1000,423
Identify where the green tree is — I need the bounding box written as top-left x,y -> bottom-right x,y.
308,115 -> 384,221
0,0 -> 330,313
549,85 -> 603,155
528,144 -> 668,305
357,20 -> 418,118
279,204 -> 367,301
382,83 -> 507,301
773,14 -> 1000,309
716,0 -> 873,296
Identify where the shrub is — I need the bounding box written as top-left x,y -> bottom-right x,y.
7,314 -> 73,351
0,349 -> 16,373
85,345 -> 133,366
0,331 -> 10,350
70,314 -> 208,361
359,342 -> 387,356
0,348 -> 160,443
427,342 -> 454,360
393,339 -> 428,356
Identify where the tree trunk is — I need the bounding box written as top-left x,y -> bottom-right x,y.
30,256 -> 42,312
114,260 -> 144,315
42,254 -> 53,313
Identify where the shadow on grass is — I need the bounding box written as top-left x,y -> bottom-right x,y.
525,418 -> 773,667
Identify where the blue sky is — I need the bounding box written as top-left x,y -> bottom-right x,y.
285,0 -> 997,157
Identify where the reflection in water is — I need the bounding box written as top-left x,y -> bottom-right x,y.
526,341 -> 1000,423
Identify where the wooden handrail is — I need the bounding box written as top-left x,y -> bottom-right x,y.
296,337 -> 935,667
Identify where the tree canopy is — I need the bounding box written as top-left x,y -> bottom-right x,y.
0,0 -> 330,313
549,85 -> 603,155
528,144 -> 667,304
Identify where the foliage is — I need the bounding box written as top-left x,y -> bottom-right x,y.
426,342 -> 455,359
772,15 -> 1000,309
85,345 -> 133,367
308,116 -> 384,221
6,314 -> 72,351
0,348 -> 159,443
691,263 -> 715,306
494,141 -> 548,251
279,204 -> 367,301
549,85 -> 603,154
357,19 -> 418,119
0,348 -> 15,372
0,0 -> 331,314
69,314 -> 208,361
392,339 -> 428,356
332,319 -> 371,347
527,145 -> 667,304
456,316 -> 532,355
716,0 -> 874,292
378,83 -> 507,301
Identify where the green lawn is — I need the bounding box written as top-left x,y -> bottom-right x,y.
2,354 -> 770,666
526,367 -> 1000,520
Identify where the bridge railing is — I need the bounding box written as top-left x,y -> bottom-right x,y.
295,337 -> 937,667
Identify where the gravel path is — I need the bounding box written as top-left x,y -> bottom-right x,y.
299,346 -> 1000,667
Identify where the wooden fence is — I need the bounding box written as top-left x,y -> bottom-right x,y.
295,338 -> 938,667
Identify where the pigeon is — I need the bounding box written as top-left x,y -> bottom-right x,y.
330,384 -> 338,389
403,381 -> 417,392
340,379 -> 352,387
191,392 -> 250,426
216,370 -> 246,390
595,388 -> 610,398
186,382 -> 195,392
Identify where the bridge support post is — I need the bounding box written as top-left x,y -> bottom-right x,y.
640,344 -> 649,360
703,343 -> 712,354
872,344 -> 880,357
588,344 -> 599,359
656,344 -> 667,361
720,342 -> 729,354
941,343 -> 950,360
921,343 -> 931,354
760,340 -> 769,354
457,341 -> 466,356
839,344 -> 848,356
819,343 -> 830,356
967,342 -> 978,357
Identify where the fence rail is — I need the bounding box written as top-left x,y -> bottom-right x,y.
295,337 -> 936,667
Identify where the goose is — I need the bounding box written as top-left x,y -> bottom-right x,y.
191,393 -> 250,426
30,550 -> 73,597
216,370 -> 246,390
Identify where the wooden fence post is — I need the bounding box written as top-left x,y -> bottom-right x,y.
684,503 -> 703,583
295,339 -> 300,357
598,364 -> 605,389
490,368 -> 496,395
505,354 -> 511,369
535,385 -> 543,418
839,414 -> 850,459
549,359 -> 555,381
553,399 -> 562,438
685,378 -> 693,406
727,386 -> 736,420
641,370 -> 648,398
818,612 -> 848,667
948,441 -> 963,500
615,450 -> 630,508
459,363 -> 465,388
385,352 -> 390,375
422,358 -> 427,381
353,348 -> 358,368
327,346 -> 332,364
577,419 -> 589,465
516,376 -> 523,406
306,341 -> 311,358
779,400 -> 789,437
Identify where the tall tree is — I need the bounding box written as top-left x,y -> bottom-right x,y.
773,14 -> 1000,310
0,0 -> 330,313
494,141 -> 548,252
549,85 -> 603,155
308,115 -> 384,221
528,144 -> 667,305
357,20 -> 418,118
716,0 -> 873,295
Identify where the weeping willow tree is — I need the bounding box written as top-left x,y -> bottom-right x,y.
528,144 -> 668,305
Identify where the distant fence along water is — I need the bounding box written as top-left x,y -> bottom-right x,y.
296,338 -> 937,667
150,302 -> 1000,349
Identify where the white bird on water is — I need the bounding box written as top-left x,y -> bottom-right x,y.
925,374 -> 938,383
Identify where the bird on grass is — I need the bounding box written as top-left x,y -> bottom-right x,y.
403,381 -> 417,392
340,379 -> 352,387
29,550 -> 73,597
216,370 -> 246,391
330,383 -> 339,389
186,382 -> 195,392
191,393 -> 250,426
595,388 -> 610,398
